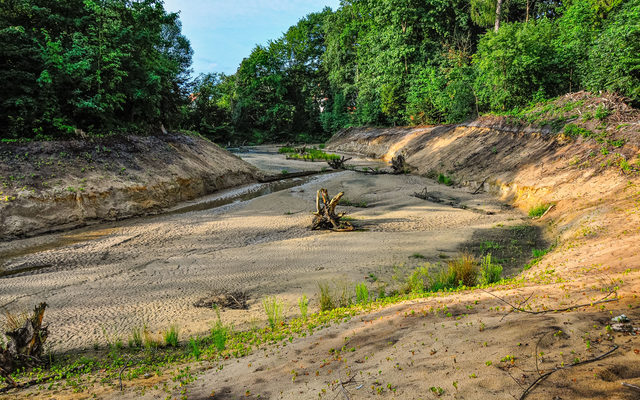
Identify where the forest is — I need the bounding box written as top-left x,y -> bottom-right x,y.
1,0 -> 639,143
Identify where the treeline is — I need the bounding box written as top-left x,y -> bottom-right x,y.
0,0 -> 192,139
1,0 -> 638,143
186,0 -> 639,144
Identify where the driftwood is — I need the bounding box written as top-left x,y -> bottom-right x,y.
327,156 -> 352,170
0,303 -> 48,387
391,154 -> 406,174
311,189 -> 354,231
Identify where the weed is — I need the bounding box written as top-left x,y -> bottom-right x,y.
339,198 -> 368,208
447,254 -> 478,287
528,204 -> 550,218
298,295 -> 309,320
430,386 -> 444,396
437,173 -> 453,186
129,327 -> 143,348
210,307 -> 228,351
480,253 -> 502,285
409,253 -> 426,259
406,265 -> 431,293
563,124 -> 593,138
163,325 -> 179,347
262,296 -> 283,330
188,337 -> 201,360
280,169 -> 288,175
318,282 -> 335,311
355,283 -> 369,304
594,105 -> 611,121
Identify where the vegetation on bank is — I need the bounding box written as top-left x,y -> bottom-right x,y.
1,0 -> 638,144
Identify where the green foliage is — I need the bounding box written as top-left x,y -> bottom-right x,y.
564,124 -> 593,138
163,325 -> 179,348
528,204 -> 550,218
355,283 -> 369,304
407,265 -> 431,293
188,337 -> 201,360
298,295 -> 309,320
480,253 -> 503,284
210,307 -> 228,352
318,282 -> 334,312
438,173 -> 453,186
0,0 -> 192,139
262,296 -> 283,330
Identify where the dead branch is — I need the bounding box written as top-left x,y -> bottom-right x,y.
539,204 -> 555,219
480,289 -> 618,318
519,345 -> 618,400
622,382 -> 640,393
472,177 -> 490,195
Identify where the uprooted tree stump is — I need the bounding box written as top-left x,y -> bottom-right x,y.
391,154 -> 407,174
327,156 -> 352,170
0,303 -> 48,387
311,189 -> 354,231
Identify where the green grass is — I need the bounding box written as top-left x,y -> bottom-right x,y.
262,296 -> 283,330
355,283 -> 369,304
278,147 -> 341,161
163,325 -> 179,347
479,253 -> 503,285
210,308 -> 229,352
528,204 -> 550,218
298,295 -> 309,320
339,198 -> 368,208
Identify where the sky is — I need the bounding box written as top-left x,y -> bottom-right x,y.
163,0 -> 341,77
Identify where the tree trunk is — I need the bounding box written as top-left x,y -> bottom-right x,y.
494,0 -> 503,32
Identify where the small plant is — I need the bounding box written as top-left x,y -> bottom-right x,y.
163,325 -> 179,347
129,326 -> 143,348
437,173 -> 453,186
406,265 -> 431,293
318,282 -> 335,311
430,386 -> 444,396
281,169 -> 289,175
189,337 -> 201,359
210,306 -> 228,352
447,254 -> 478,287
355,283 -> 369,304
298,295 -> 309,320
409,253 -> 426,259
594,104 -> 611,121
528,204 -> 550,218
262,296 -> 283,330
480,253 -> 502,285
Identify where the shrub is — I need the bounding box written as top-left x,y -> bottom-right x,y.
262,296 -> 283,330
163,325 -> 179,347
406,266 -> 431,293
438,173 -> 453,186
480,253 -> 503,285
355,283 -> 369,304
318,282 -> 335,311
447,254 -> 478,287
317,281 -> 353,311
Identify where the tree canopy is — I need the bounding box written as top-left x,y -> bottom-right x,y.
1,0 -> 638,143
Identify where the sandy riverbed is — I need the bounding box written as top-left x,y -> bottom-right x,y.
0,147 -> 523,352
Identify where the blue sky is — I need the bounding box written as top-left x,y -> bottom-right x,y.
163,0 -> 341,77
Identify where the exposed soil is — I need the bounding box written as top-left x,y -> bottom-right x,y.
0,133 -> 261,239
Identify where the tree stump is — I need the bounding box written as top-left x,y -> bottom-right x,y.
311,189 -> 354,231
0,303 -> 48,386
391,154 -> 406,174
327,156 -> 352,170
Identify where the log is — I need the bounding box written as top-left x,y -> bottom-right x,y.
0,303 -> 48,386
311,189 -> 354,231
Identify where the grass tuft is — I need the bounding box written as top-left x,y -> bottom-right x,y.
163,325 -> 179,347
262,296 -> 283,330
480,253 -> 503,284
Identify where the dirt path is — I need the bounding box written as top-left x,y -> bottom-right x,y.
0,148 -> 522,352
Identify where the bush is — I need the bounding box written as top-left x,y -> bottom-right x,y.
438,173 -> 453,186
317,281 -> 353,311
480,253 -> 503,285
262,296 -> 283,330
406,266 -> 431,293
447,254 -> 478,287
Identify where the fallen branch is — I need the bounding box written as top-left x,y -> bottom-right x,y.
622,382 -> 640,393
539,204 -> 555,219
327,156 -> 352,170
480,289 -> 618,318
472,177 -> 489,195
519,345 -> 618,400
